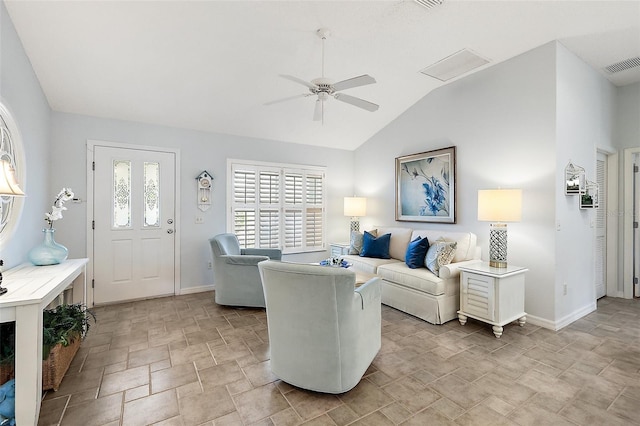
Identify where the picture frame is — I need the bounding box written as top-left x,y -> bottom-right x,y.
396,146 -> 456,223
565,162 -> 585,195
579,180 -> 599,209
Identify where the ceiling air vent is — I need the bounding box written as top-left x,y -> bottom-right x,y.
604,57 -> 640,74
420,49 -> 490,81
414,0 -> 444,9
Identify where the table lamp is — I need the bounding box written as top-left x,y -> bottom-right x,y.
478,189 -> 521,268
0,159 -> 25,295
344,196 -> 366,233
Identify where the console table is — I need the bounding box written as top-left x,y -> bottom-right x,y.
457,262 -> 527,338
0,258 -> 88,425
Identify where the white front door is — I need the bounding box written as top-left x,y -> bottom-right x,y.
93,146 -> 177,304
595,152 -> 607,299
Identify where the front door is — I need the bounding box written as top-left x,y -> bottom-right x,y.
92,145 -> 177,304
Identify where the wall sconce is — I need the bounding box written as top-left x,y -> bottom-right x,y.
478,189 -> 521,268
0,159 -> 25,295
344,196 -> 366,234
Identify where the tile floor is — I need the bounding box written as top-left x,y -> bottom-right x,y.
38,294 -> 640,425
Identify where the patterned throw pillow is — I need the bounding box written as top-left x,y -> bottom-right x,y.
349,229 -> 376,255
425,239 -> 457,276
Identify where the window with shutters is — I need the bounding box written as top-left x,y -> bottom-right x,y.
228,160 -> 326,254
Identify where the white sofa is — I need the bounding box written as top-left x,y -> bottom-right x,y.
342,226 -> 480,324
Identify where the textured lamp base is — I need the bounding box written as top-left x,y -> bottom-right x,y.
489,223 -> 508,268
350,219 -> 360,232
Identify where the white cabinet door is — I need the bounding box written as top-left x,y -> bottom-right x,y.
461,272 -> 495,322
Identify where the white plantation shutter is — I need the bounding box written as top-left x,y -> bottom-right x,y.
306,174 -> 324,248
229,161 -> 325,253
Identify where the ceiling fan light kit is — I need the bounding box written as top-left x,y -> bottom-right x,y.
266,28 -> 379,123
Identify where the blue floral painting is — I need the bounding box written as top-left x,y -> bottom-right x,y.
396,147 -> 456,223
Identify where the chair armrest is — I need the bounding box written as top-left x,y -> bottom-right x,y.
439,260 -> 483,279
222,254 -> 269,266
242,248 -> 282,260
354,277 -> 381,309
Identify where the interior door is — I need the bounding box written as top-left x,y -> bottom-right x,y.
595,153 -> 607,299
93,146 -> 176,304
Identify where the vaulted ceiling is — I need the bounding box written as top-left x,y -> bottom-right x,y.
5,1 -> 640,150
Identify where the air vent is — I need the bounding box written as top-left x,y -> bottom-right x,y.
414,0 -> 444,9
420,49 -> 490,81
604,57 -> 640,74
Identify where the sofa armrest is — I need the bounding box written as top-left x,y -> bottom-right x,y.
242,248 -> 282,260
222,254 -> 269,266
354,277 -> 381,309
439,260 -> 483,279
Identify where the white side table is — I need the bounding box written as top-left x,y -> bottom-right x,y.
330,242 -> 350,257
457,262 -> 527,338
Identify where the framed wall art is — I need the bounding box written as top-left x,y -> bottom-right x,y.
396,146 -> 456,223
564,162 -> 585,195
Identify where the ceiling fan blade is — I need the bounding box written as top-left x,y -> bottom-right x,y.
313,99 -> 322,121
332,74 -> 376,92
333,93 -> 379,112
264,94 -> 308,106
280,74 -> 317,90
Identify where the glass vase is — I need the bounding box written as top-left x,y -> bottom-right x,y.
28,228 -> 68,266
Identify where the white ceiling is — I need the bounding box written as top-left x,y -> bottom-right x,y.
5,0 -> 640,151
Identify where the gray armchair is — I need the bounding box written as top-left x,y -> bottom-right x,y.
209,233 -> 282,307
258,260 -> 381,394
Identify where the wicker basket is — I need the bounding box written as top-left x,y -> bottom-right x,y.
42,337 -> 81,391
0,363 -> 14,385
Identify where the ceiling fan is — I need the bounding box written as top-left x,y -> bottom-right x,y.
265,28 -> 379,123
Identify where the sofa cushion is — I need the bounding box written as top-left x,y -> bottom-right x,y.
342,255 -> 399,274
411,230 -> 476,263
377,262 -> 445,296
425,239 -> 457,276
360,231 -> 391,259
376,227 -> 413,260
405,236 -> 430,269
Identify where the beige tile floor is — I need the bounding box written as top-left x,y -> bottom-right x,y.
38,294 -> 640,425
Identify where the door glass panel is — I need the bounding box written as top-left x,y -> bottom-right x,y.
113,160 -> 131,228
144,162 -> 160,227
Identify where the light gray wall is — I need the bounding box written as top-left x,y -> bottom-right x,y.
50,112 -> 355,290
554,43 -> 616,323
355,42 -> 559,325
0,1 -> 51,268
614,82 -> 640,150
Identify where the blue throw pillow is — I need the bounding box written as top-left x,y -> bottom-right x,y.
360,231 -> 391,259
405,236 -> 430,269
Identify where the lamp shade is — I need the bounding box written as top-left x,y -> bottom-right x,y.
478,189 -> 521,222
0,159 -> 24,196
344,197 -> 366,217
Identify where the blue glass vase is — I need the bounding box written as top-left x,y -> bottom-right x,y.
28,229 -> 68,266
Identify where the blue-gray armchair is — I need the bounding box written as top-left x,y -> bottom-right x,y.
258,260 -> 381,393
209,233 -> 282,307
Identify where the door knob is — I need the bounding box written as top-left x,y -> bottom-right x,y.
167,219 -> 174,224
167,229 -> 174,234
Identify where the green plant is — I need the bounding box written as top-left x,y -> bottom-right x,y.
42,304 -> 95,360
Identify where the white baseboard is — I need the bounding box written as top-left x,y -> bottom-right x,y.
527,302 -> 597,331
178,284 -> 215,295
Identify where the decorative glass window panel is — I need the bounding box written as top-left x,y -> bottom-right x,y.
113,160 -> 131,228
144,162 -> 160,227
